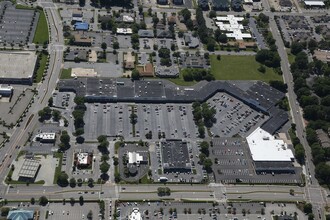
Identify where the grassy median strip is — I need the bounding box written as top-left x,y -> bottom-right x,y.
33,9 -> 49,44
35,52 -> 48,83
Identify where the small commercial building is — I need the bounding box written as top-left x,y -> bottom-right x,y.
184,33 -> 200,48
304,0 -> 325,7
160,140 -> 191,173
74,22 -> 89,31
122,15 -> 134,23
7,210 -> 34,220
73,34 -> 92,46
138,30 -> 154,38
155,66 -> 179,78
35,133 -> 56,143
75,152 -> 93,168
0,85 -> 13,98
129,208 -> 142,220
128,152 -> 147,166
18,159 -> 41,182
72,9 -> 83,22
136,63 -> 154,77
117,28 -> 133,35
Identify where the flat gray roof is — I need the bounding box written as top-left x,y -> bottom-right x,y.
18,159 -> 40,178
0,51 -> 37,79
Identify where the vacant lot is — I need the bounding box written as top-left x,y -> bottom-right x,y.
60,68 -> 72,79
33,9 -> 49,44
210,55 -> 282,82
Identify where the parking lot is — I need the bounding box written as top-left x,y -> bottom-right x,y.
0,87 -> 35,127
40,202 -> 100,220
208,93 -> 268,138
210,138 -> 255,183
0,2 -> 39,44
84,103 -> 198,140
117,201 -> 305,220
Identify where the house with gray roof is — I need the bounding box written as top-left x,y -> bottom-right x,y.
138,30 -> 154,38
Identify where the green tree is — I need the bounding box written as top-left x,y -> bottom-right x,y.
52,110 -> 61,122
60,131 -> 70,150
100,162 -> 110,174
113,41 -> 119,49
74,96 -> 85,105
203,158 -> 213,173
39,196 -> 49,206
130,112 -> 138,124
0,207 -> 10,216
79,0 -> 85,6
97,135 -> 107,143
48,97 -> 53,107
70,197 -> 75,206
131,69 -> 140,80
57,172 -> 69,187
87,210 -> 93,220
291,41 -> 303,55
304,203 -> 313,214
69,177 -> 76,187
79,196 -> 84,205
200,141 -> 209,156
30,197 -> 35,205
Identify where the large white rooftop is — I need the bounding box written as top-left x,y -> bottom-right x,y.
246,127 -> 294,162
117,28 -> 133,35
0,51 -> 37,79
128,152 -> 144,164
35,133 -> 56,140
215,15 -> 252,40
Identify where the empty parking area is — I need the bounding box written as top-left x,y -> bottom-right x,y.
0,2 -> 39,44
84,103 -> 198,140
208,93 -> 268,138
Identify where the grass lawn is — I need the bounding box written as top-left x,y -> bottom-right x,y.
53,152 -> 63,184
35,53 -> 48,83
15,4 -> 34,10
287,50 -> 295,64
167,70 -> 197,86
60,68 -> 72,79
33,9 -> 49,44
210,55 -> 282,82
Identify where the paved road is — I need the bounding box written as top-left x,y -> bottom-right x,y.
0,0 -> 64,197
264,9 -> 327,220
